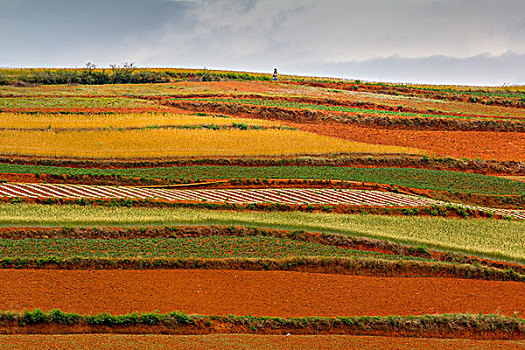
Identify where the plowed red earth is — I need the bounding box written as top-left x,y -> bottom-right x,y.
1,270 -> 523,317
287,120 -> 525,161
2,334 -> 523,350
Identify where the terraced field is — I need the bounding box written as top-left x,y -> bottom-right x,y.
189,97 -> 524,121
0,71 -> 523,345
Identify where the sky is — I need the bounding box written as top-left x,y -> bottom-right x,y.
1,0 -> 524,86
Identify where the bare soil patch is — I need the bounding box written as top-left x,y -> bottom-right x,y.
1,270 -> 523,317
1,334 -> 523,350
289,120 -> 525,161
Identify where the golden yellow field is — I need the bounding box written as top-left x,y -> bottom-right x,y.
0,128 -> 424,158
0,112 -> 278,129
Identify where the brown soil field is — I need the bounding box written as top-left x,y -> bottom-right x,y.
288,120 -> 525,161
1,334 -> 523,350
1,270 -> 523,317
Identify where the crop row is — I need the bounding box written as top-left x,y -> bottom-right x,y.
0,184 -> 523,220
0,112 -> 279,130
0,97 -> 155,109
1,204 -> 523,262
0,236 -> 432,261
4,225 -> 522,274
0,184 -> 441,206
190,98 -> 516,121
0,128 -> 419,158
1,164 -> 523,195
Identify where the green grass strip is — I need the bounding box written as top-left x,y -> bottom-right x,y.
3,309 -> 523,338
1,164 -> 523,195
1,204 -> 523,263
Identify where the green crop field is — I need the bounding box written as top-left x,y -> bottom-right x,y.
0,97 -> 156,109
1,164 -> 523,195
0,236 -> 431,261
1,204 -> 523,262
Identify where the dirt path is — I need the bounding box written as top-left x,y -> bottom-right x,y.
0,270 -> 523,317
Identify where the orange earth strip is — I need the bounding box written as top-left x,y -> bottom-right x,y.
1,270 -> 523,317
287,120 -> 525,161
1,334 -> 523,350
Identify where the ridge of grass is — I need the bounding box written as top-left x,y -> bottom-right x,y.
2,309 -> 523,339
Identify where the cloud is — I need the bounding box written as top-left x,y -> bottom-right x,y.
0,0 -> 192,66
131,0 -> 525,71
1,0 -> 524,85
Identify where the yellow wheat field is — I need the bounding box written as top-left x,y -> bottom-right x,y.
0,112 -> 278,129
0,128 -> 424,158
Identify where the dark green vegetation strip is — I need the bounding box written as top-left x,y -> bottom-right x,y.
0,237 -> 430,262
1,164 -> 524,195
2,309 -> 524,339
0,68 -> 270,85
190,98 -> 513,121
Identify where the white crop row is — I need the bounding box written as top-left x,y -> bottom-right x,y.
0,183 -> 523,220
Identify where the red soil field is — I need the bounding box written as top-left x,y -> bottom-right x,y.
1,270 -> 523,317
288,120 -> 525,161
1,334 -> 523,350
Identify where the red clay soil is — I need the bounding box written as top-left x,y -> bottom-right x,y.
2,334 -> 524,350
1,270 -> 523,317
287,120 -> 525,161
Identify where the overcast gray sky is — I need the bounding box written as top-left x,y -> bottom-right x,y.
1,0 -> 524,85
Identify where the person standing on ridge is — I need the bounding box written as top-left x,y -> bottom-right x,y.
273,68 -> 278,82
